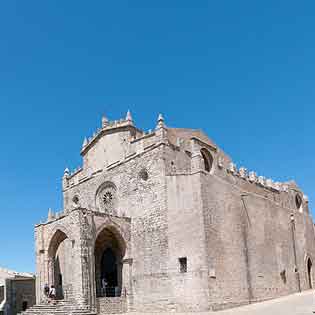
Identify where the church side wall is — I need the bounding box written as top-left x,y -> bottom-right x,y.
294,211 -> 315,290
201,174 -> 250,310
202,172 -> 315,310
240,191 -> 297,300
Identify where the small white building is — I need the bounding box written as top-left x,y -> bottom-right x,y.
0,268 -> 35,315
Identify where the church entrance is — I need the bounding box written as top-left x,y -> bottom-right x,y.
94,227 -> 125,297
307,258 -> 313,289
100,248 -> 118,297
48,229 -> 72,300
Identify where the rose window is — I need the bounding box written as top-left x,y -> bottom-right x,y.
97,184 -> 117,214
103,191 -> 113,206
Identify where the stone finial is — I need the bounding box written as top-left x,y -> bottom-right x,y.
228,162 -> 237,174
303,195 -> 309,202
258,176 -> 265,186
48,208 -> 54,221
102,115 -> 109,127
239,167 -> 247,179
273,182 -> 281,191
265,178 -> 273,188
64,168 -> 70,177
126,110 -> 133,123
218,157 -> 224,169
248,171 -> 257,182
156,113 -> 165,129
82,137 -> 88,148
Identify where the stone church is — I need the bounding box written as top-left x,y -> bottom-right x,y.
31,112 -> 315,314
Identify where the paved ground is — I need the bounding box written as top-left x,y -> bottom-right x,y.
128,290 -> 315,315
217,290 -> 315,315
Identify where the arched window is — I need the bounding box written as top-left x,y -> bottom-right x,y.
295,194 -> 303,212
200,149 -> 213,173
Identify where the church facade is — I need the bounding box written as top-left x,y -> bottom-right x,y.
34,112 -> 315,313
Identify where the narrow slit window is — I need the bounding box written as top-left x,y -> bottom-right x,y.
179,257 -> 187,273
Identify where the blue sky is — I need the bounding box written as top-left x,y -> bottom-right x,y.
0,1 -> 315,272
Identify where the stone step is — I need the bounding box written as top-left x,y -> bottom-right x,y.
18,302 -> 96,315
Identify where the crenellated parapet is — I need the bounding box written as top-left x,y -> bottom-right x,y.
226,161 -> 288,193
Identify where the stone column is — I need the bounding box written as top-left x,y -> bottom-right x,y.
89,248 -> 97,312
77,210 -> 95,309
122,258 -> 133,311
47,258 -> 54,286
117,261 -> 123,294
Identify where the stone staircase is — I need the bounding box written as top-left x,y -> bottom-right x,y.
18,300 -> 97,315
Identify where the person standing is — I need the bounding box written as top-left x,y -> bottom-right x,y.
49,285 -> 56,304
44,283 -> 49,297
101,278 -> 108,297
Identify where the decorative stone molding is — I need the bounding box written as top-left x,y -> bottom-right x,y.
225,161 -> 285,193
217,157 -> 224,169
248,171 -> 257,183
156,113 -> 165,130
257,176 -> 265,186
228,162 -> 237,174
47,208 -> 54,221
102,115 -> 109,127
239,167 -> 247,179
273,182 -> 281,191
265,178 -> 273,188
126,110 -> 133,124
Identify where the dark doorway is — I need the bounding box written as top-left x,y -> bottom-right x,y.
101,248 -> 118,296
54,256 -> 64,299
95,227 -> 125,298
307,258 -> 313,289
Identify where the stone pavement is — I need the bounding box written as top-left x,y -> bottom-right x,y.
216,290 -> 315,315
126,290 -> 315,315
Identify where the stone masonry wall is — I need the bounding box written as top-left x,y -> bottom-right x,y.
35,113 -> 315,313
96,297 -> 126,314
200,155 -> 315,310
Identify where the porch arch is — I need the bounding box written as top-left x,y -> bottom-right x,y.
47,229 -> 72,300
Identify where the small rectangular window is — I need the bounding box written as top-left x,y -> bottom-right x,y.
179,257 -> 187,273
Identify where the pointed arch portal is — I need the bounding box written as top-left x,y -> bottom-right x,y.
94,227 -> 126,297
48,229 -> 71,300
